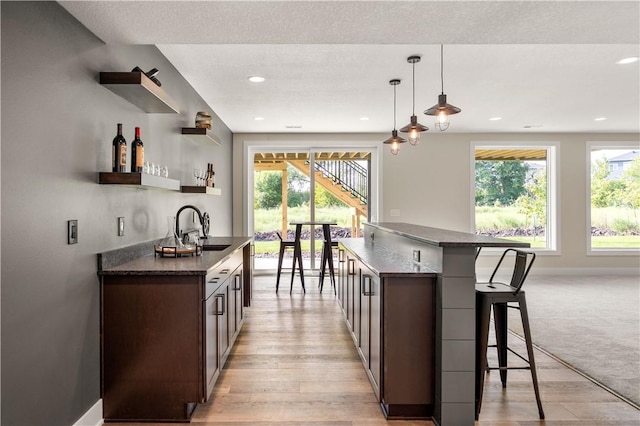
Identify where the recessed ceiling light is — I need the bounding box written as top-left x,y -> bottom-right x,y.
253,116 -> 264,121
594,117 -> 607,121
489,117 -> 502,121
360,116 -> 369,121
248,76 -> 265,83
285,125 -> 302,129
616,57 -> 639,65
523,124 -> 543,129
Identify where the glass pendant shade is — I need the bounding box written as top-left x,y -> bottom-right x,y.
383,79 -> 406,155
383,129 -> 406,155
400,55 -> 428,145
425,93 -> 461,131
400,115 -> 429,145
424,45 -> 461,131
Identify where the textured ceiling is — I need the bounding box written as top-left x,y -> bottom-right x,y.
60,1 -> 640,134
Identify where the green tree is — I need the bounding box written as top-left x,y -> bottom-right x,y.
591,158 -> 626,208
620,157 -> 640,222
475,161 -> 529,206
315,185 -> 343,208
254,165 -> 311,209
255,171 -> 282,209
516,169 -> 547,227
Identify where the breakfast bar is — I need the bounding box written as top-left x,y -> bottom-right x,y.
338,222 -> 528,426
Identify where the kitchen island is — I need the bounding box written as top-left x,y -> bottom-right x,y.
338,222 -> 528,426
97,236 -> 252,422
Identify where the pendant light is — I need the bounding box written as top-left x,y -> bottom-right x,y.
383,79 -> 406,155
399,55 -> 428,145
424,44 -> 461,131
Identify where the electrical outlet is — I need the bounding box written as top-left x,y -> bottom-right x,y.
413,249 -> 420,262
68,220 -> 78,244
390,208 -> 400,217
118,217 -> 125,236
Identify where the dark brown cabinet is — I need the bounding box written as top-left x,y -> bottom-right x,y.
101,248 -> 245,422
359,265 -> 381,398
338,241 -> 436,419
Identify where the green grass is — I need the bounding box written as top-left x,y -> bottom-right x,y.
254,240 -> 320,255
254,206 -> 356,233
475,206 -> 529,230
591,236 -> 640,248
591,207 -> 639,230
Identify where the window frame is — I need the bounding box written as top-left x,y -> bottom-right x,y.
586,141 -> 640,255
470,141 -> 559,254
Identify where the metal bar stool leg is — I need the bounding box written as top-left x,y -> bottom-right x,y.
475,294 -> 492,420
493,302 -> 509,387
276,243 -> 286,293
518,294 -> 545,419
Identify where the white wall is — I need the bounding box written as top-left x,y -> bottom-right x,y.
233,132 -> 640,272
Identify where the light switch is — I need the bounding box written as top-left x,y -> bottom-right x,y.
68,220 -> 78,244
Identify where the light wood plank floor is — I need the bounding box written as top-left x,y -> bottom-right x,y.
122,274 -> 640,425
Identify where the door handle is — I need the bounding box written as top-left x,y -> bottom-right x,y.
233,274 -> 242,291
215,294 -> 226,315
362,274 -> 374,296
348,259 -> 355,275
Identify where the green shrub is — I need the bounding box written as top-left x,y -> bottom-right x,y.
612,218 -> 638,234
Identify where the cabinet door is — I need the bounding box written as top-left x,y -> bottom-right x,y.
352,258 -> 361,344
345,256 -> 356,332
369,272 -> 381,395
231,265 -> 244,340
359,269 -> 370,366
216,282 -> 230,365
205,292 -> 219,399
337,248 -> 346,308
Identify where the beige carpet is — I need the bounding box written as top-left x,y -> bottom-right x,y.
489,274 -> 640,407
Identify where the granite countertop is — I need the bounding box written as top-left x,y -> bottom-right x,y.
367,222 -> 530,248
98,236 -> 252,276
338,239 -> 438,277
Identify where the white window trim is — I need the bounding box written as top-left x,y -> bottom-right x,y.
586,141 -> 640,256
470,141 -> 560,255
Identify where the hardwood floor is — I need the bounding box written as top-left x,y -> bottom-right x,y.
119,273 -> 640,425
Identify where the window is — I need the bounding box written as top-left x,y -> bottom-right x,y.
473,144 -> 557,250
588,145 -> 640,251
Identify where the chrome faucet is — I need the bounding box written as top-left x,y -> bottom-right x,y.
175,205 -> 205,240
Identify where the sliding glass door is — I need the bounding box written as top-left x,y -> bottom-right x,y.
252,149 -> 371,271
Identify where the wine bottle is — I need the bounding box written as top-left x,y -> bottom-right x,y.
210,163 -> 216,187
131,127 -> 144,172
206,163 -> 213,187
112,123 -> 127,172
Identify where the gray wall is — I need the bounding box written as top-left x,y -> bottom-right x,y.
1,2 -> 234,424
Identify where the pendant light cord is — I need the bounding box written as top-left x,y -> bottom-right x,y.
393,83 -> 397,130
412,61 -> 416,115
440,44 -> 445,95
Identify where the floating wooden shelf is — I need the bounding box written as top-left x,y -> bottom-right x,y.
181,186 -> 222,196
181,127 -> 221,146
99,72 -> 179,114
98,172 -> 180,191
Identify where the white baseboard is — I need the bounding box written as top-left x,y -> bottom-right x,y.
72,399 -> 103,426
477,267 -> 640,277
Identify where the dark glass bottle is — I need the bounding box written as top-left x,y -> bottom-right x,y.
131,127 -> 144,172
112,123 -> 127,172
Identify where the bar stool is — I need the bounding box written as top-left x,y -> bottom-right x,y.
275,231 -> 296,293
475,248 -> 544,420
319,240 -> 338,294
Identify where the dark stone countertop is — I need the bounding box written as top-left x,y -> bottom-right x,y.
366,222 -> 530,248
338,238 -> 438,277
98,236 -> 252,276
